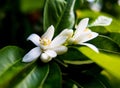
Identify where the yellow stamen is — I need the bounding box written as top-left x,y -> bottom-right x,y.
40,38 -> 51,46
84,28 -> 89,32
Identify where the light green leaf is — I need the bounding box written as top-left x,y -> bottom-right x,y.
63,60 -> 93,65
44,0 -> 75,35
76,46 -> 120,80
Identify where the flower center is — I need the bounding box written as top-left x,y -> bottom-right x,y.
40,38 -> 51,46
84,28 -> 89,32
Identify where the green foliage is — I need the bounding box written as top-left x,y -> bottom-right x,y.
44,0 -> 75,35
0,46 -> 61,88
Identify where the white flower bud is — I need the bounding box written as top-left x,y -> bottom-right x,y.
91,16 -> 112,26
40,53 -> 52,63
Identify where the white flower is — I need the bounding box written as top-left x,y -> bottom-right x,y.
90,16 -> 112,26
22,25 -> 72,63
68,18 -> 99,53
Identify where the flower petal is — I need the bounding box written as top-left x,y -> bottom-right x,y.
27,34 -> 40,46
74,18 -> 89,38
41,25 -> 54,41
77,31 -> 98,43
80,43 -> 99,53
91,16 -> 112,26
59,29 -> 73,38
45,50 -> 57,58
22,47 -> 41,62
50,36 -> 67,47
52,46 -> 68,55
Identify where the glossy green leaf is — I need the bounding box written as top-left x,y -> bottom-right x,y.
0,46 -> 24,76
44,0 -> 75,35
76,46 -> 120,80
0,46 -> 27,87
0,46 -> 62,88
20,0 -> 45,12
14,64 -> 49,88
89,35 -> 120,53
43,62 -> 62,88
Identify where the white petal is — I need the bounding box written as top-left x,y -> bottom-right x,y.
91,16 -> 112,26
50,36 -> 67,47
74,18 -> 89,38
41,25 -> 54,41
40,53 -> 52,63
59,29 -> 73,38
52,46 -> 68,55
22,47 -> 41,62
45,50 -> 57,58
27,34 -> 40,46
77,31 -> 98,43
80,43 -> 99,53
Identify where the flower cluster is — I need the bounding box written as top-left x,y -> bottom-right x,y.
22,16 -> 112,63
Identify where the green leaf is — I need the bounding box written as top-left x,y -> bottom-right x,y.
13,64 -> 49,88
77,75 -> 109,88
89,35 -> 120,53
108,33 -> 120,47
101,70 -> 120,88
0,46 -> 28,87
0,46 -> 24,76
63,79 -> 82,88
44,0 -> 75,35
43,62 -> 62,88
76,46 -> 120,80
58,48 -> 93,65
65,70 -> 110,88
0,46 -> 62,88
20,0 -> 45,12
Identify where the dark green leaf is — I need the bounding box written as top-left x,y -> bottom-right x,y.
63,79 -> 82,88
101,70 -> 120,88
58,48 -> 93,65
108,33 -> 120,47
44,0 -> 75,35
43,62 -> 62,88
89,35 -> 120,53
